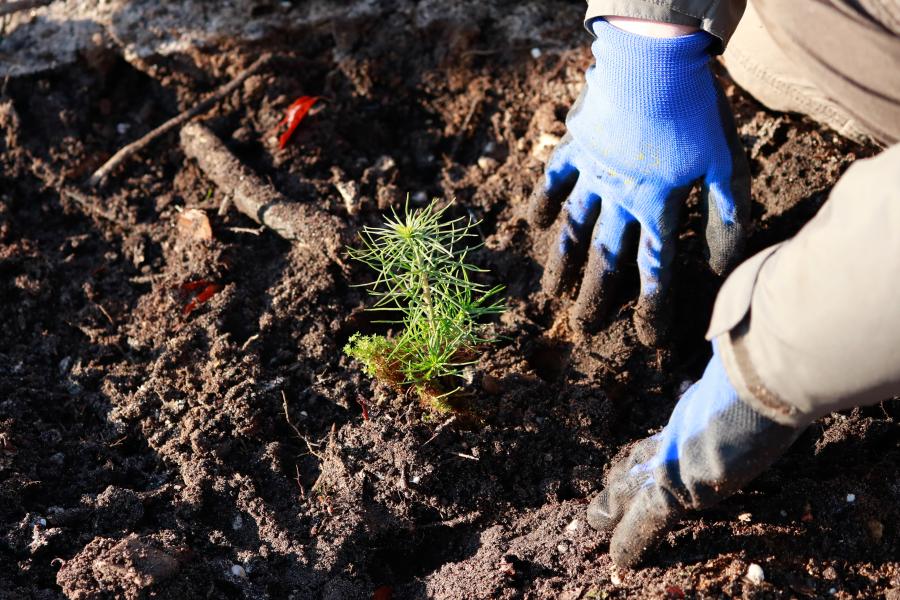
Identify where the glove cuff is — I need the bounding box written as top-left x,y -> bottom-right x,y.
587,19 -> 716,117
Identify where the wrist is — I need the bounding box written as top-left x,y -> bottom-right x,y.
605,16 -> 700,38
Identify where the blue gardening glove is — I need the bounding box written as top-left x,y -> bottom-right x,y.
529,20 -> 750,346
587,342 -> 803,567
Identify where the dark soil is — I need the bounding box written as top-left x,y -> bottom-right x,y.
2,2 -> 898,598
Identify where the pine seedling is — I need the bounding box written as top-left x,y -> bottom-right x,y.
344,199 -> 505,411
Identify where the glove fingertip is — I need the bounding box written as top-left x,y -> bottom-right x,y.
608,491 -> 674,569
527,184 -> 558,229
586,491 -> 617,532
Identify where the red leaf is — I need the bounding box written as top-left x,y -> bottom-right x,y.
179,279 -> 210,293
372,586 -> 392,600
357,395 -> 370,421
181,282 -> 223,316
274,96 -> 319,149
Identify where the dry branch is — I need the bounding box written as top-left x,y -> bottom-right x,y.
180,122 -> 344,258
87,53 -> 271,187
0,0 -> 52,17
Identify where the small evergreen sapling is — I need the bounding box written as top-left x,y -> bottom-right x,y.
344,199 -> 505,411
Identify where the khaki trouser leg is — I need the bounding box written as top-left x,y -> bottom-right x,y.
706,143 -> 900,428
722,1 -> 871,143
723,0 -> 900,145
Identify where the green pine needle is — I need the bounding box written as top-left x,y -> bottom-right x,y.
344,199 -> 505,405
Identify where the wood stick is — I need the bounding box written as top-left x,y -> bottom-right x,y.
0,0 -> 52,18
179,122 -> 345,257
87,53 -> 271,187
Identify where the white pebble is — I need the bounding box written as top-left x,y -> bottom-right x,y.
530,47 -> 542,59
610,569 -> 623,586
780,510 -> 788,517
828,588 -> 837,595
116,123 -> 131,135
231,564 -> 247,578
565,519 -> 580,532
232,515 -> 243,530
746,563 -> 765,585
411,191 -> 428,204
846,493 -> 856,503
411,475 -> 421,484
556,543 -> 568,553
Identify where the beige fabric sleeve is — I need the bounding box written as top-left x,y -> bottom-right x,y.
707,143 -> 900,427
584,0 -> 747,50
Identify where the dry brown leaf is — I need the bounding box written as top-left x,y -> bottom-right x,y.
177,208 -> 213,241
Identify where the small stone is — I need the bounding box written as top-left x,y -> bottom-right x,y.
737,512 -> 752,523
780,510 -> 788,517
116,122 -> 131,135
565,519 -> 580,533
845,493 -> 856,503
745,563 -> 765,585
411,191 -> 428,205
482,141 -> 496,155
867,519 -> 884,543
477,156 -> 498,172
828,588 -> 836,595
556,543 -> 568,553
411,475 -> 421,484
231,564 -> 247,578
531,133 -> 560,161
232,515 -> 243,530
610,569 -> 624,586
530,47 -> 542,59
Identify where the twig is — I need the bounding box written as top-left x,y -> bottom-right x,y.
180,122 -> 345,258
87,53 -> 272,187
450,451 -> 479,461
422,415 -> 457,446
227,226 -> 263,236
282,391 -> 323,459
0,0 -> 52,18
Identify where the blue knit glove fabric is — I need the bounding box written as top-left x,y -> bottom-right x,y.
529,20 -> 750,346
587,342 -> 802,567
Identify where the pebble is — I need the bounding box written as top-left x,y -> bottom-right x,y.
846,493 -> 856,503
780,510 -> 788,517
232,515 -> 243,530
530,47 -> 542,59
610,569 -> 623,586
565,519 -> 580,533
411,475 -> 421,484
231,564 -> 247,578
746,563 -> 765,585
411,191 -> 428,204
556,543 -> 568,553
116,122 -> 131,135
477,156 -> 498,172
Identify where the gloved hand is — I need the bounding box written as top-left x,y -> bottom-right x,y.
529,19 -> 750,346
587,342 -> 803,568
